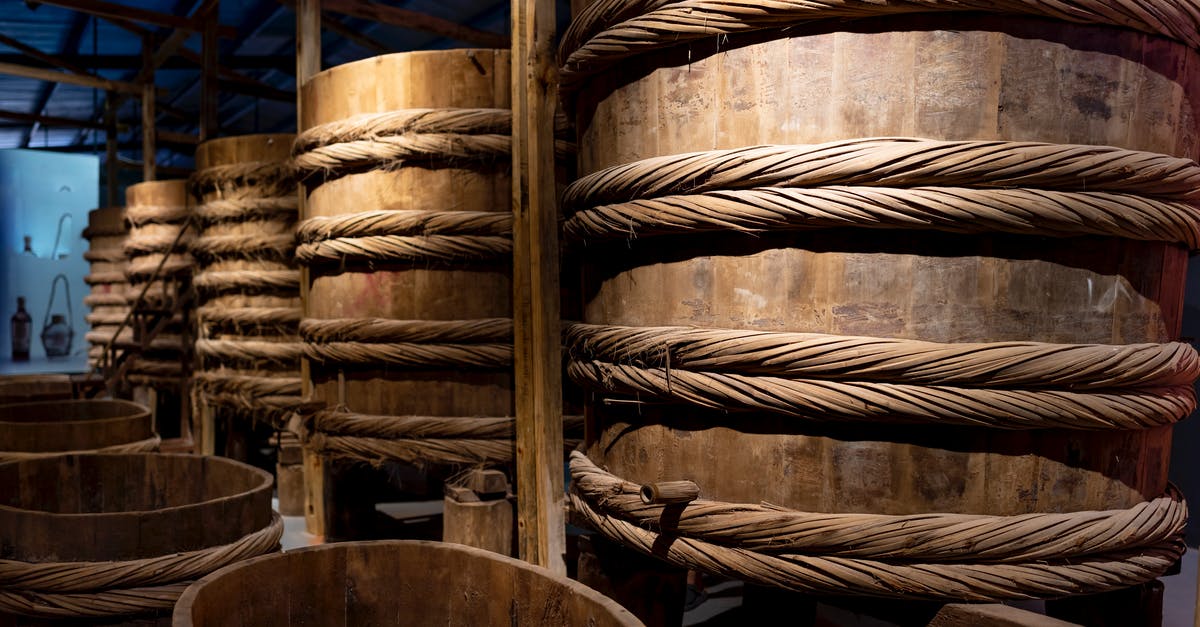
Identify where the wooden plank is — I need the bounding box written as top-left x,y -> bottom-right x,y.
0,60 -> 144,95
511,0 -> 565,574
29,0 -> 236,38
296,0 -> 323,539
104,91 -> 117,207
930,604 -> 1080,627
321,0 -> 509,48
141,83 -> 155,181
200,9 -> 219,141
0,31 -> 91,76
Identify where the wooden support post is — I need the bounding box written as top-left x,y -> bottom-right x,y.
198,400 -> 216,455
275,433 -> 305,516
296,0 -> 324,537
200,5 -> 219,141
104,91 -> 117,207
511,0 -> 565,575
140,43 -> 155,182
443,469 -> 515,556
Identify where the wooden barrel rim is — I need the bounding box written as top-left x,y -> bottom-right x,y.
173,540 -> 643,626
0,400 -> 152,453
0,453 -> 274,561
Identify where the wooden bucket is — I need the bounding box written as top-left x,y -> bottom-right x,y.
123,180 -> 193,388
562,6 -> 1200,601
173,540 -> 641,626
83,206 -> 131,368
191,134 -> 301,429
293,50 -> 516,529
0,453 -> 279,623
0,375 -> 72,405
0,399 -> 157,461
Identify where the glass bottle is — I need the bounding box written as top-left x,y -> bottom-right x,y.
11,297 -> 31,361
21,235 -> 34,257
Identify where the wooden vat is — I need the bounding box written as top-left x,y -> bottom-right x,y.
82,206 -> 130,368
0,399 -> 156,460
173,540 -> 641,626
563,6 -> 1200,604
0,453 -> 278,623
191,134 -> 301,433
0,376 -> 72,405
294,50 -> 516,534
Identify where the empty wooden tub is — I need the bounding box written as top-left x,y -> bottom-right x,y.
0,399 -> 157,462
173,540 -> 641,626
0,453 -> 279,623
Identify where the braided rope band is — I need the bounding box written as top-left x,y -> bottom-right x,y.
306,410 -> 585,465
84,249 -> 127,263
0,435 -> 160,464
566,324 -> 1200,389
192,270 -> 299,296
301,317 -> 513,369
190,234 -> 295,261
190,161 -> 296,197
197,307 -> 301,334
569,451 -> 1186,601
124,204 -> 189,227
558,0 -> 1200,91
295,209 -> 514,266
84,294 -> 128,307
195,197 -> 298,223
196,339 -> 304,364
193,372 -> 304,425
0,513 -> 282,619
84,271 -> 127,285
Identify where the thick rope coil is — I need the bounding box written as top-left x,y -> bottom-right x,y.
193,372 -> 303,424
192,270 -> 299,295
190,161 -> 296,196
0,435 -> 161,464
193,371 -> 302,398
565,185 -> 1200,247
197,306 -> 301,333
196,339 -> 304,364
306,412 -> 585,466
569,452 -> 1186,601
571,452 -> 1184,562
566,324 -> 1200,389
86,312 -> 129,326
558,0 -> 1200,91
195,197 -> 298,223
568,359 -> 1194,430
562,139 -> 1200,211
301,317 -> 513,368
83,271 -> 127,285
84,249 -> 127,263
84,294 -> 128,307
296,233 -> 512,265
0,513 -> 282,619
124,231 -> 196,257
190,233 -> 295,261
125,256 -> 193,281
296,210 -> 512,242
124,204 -> 189,227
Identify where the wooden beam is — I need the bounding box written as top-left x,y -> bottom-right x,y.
28,0 -> 236,38
200,6 -> 219,141
296,0 -> 323,539
512,0 -> 565,573
156,130 -> 199,146
0,31 -> 91,76
321,0 -> 509,48
0,108 -> 103,129
104,91 -> 117,207
0,60 -> 145,95
141,44 -> 155,181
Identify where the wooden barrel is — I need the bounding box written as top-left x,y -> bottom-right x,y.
0,399 -> 157,461
82,206 -> 131,368
172,540 -> 641,626
0,375 -> 72,405
123,180 -> 193,387
0,453 -> 279,622
563,6 -> 1200,601
293,50 -> 515,524
191,134 -> 301,431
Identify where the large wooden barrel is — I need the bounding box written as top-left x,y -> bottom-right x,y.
82,206 -> 131,369
173,540 -> 641,626
0,375 -> 72,405
563,6 -> 1200,602
0,399 -> 157,461
293,50 -> 516,530
0,453 -> 279,623
123,180 -> 193,387
191,134 -> 301,433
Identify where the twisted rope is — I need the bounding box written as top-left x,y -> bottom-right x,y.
565,185 -> 1200,247
0,434 -> 160,464
569,452 -> 1186,601
124,204 -> 188,227
296,233 -> 512,265
194,371 -> 303,423
194,197 -> 298,223
124,231 -> 195,257
197,306 -> 300,333
301,317 -> 513,368
196,339 -> 304,364
313,409 -> 583,439
563,139 -> 1200,211
558,0 -> 1200,90
190,233 -> 295,261
84,249 -> 127,263
84,271 -> 127,285
0,513 -> 281,619
192,270 -> 299,295
84,294 -> 128,307
190,161 -> 295,197
296,210 -> 511,242
569,359 -> 1193,429
566,324 -> 1200,389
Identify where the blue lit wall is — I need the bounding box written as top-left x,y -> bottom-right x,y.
0,149 -> 98,373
